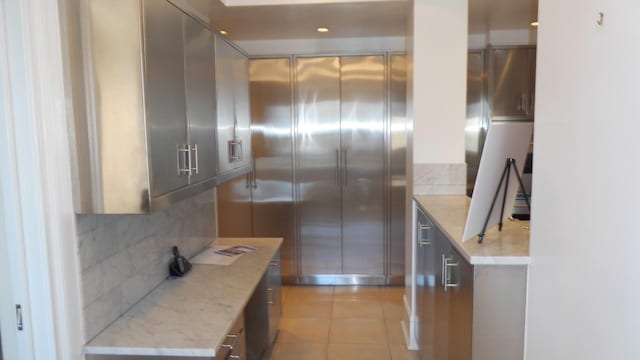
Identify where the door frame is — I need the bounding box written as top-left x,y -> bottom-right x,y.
0,0 -> 84,359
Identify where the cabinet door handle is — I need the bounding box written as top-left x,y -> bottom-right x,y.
267,288 -> 274,304
418,223 -> 431,246
177,144 -> 191,176
443,255 -> 460,292
228,355 -> 241,360
190,144 -> 199,175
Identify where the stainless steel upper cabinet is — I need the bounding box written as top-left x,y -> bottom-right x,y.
74,0 -> 218,213
249,58 -> 296,281
183,15 -> 216,184
296,57 -> 343,276
340,55 -> 386,275
233,50 -> 251,169
143,0 -> 189,197
489,47 -> 536,120
215,36 -> 251,175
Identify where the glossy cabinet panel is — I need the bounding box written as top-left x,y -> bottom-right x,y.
143,0 -> 189,197
489,47 -> 536,120
215,36 -> 251,174
217,173 -> 253,237
183,15 -> 217,183
75,0 -> 221,213
340,55 -> 386,275
296,56 -> 343,275
214,36 -> 237,174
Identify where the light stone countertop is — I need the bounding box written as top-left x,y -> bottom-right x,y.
85,237 -> 282,357
414,195 -> 530,266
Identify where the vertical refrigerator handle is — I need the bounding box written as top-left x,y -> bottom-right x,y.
342,149 -> 348,187
335,149 -> 340,187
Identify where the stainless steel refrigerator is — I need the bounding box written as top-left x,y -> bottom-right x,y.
218,54 -> 407,285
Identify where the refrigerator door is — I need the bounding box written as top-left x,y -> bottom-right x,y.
340,55 -> 386,275
296,57 -> 343,276
249,58 -> 296,280
389,54 -> 407,281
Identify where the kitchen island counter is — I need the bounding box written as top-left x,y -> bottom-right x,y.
85,237 -> 282,358
414,195 -> 530,265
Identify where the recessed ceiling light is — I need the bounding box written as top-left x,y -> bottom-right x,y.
530,21 -> 539,27
316,27 -> 329,33
220,30 -> 229,35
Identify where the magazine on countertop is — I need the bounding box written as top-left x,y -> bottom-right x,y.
214,245 -> 257,257
190,244 -> 257,266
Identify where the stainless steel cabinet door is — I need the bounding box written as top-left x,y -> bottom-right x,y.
447,251 -> 473,360
214,36 -> 237,173
184,16 -> 216,183
267,253 -> 282,345
489,48 -> 531,119
249,58 -> 296,279
434,230 -> 452,360
234,50 -> 251,168
296,57 -> 342,275
143,0 -> 188,196
390,54 -> 407,279
417,208 -> 436,360
340,55 -> 386,275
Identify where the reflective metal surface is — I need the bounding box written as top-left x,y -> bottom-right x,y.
215,35 -> 238,174
72,0 -> 228,213
340,55 -> 386,275
184,14 -> 216,183
447,249 -> 473,360
144,0 -> 189,197
216,173 -> 253,237
234,49 -> 252,169
466,50 -> 487,196
249,58 -> 296,279
296,56 -> 343,276
488,46 -> 536,120
389,54 -> 407,281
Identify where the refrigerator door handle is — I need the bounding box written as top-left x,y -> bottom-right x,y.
335,149 -> 340,187
342,149 -> 348,187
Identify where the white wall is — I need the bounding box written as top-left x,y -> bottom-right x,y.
412,0 -> 467,165
526,1 -> 640,359
403,0 -> 468,348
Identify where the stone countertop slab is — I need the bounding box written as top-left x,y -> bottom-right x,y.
414,195 -> 530,265
85,237 -> 282,357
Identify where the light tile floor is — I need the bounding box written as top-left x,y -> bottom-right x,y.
262,286 -> 419,360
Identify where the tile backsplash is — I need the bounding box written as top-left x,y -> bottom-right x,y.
77,189 -> 216,340
413,163 -> 467,195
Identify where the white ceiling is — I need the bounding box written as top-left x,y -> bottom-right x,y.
179,0 -> 536,41
179,0 -> 407,41
468,0 -> 539,33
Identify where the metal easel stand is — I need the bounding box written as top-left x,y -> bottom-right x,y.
478,158 -> 531,244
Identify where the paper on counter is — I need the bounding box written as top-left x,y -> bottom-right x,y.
190,245 -> 256,266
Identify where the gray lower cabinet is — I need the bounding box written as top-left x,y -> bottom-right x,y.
244,253 -> 281,360
75,0 -> 218,213
416,204 -> 526,360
